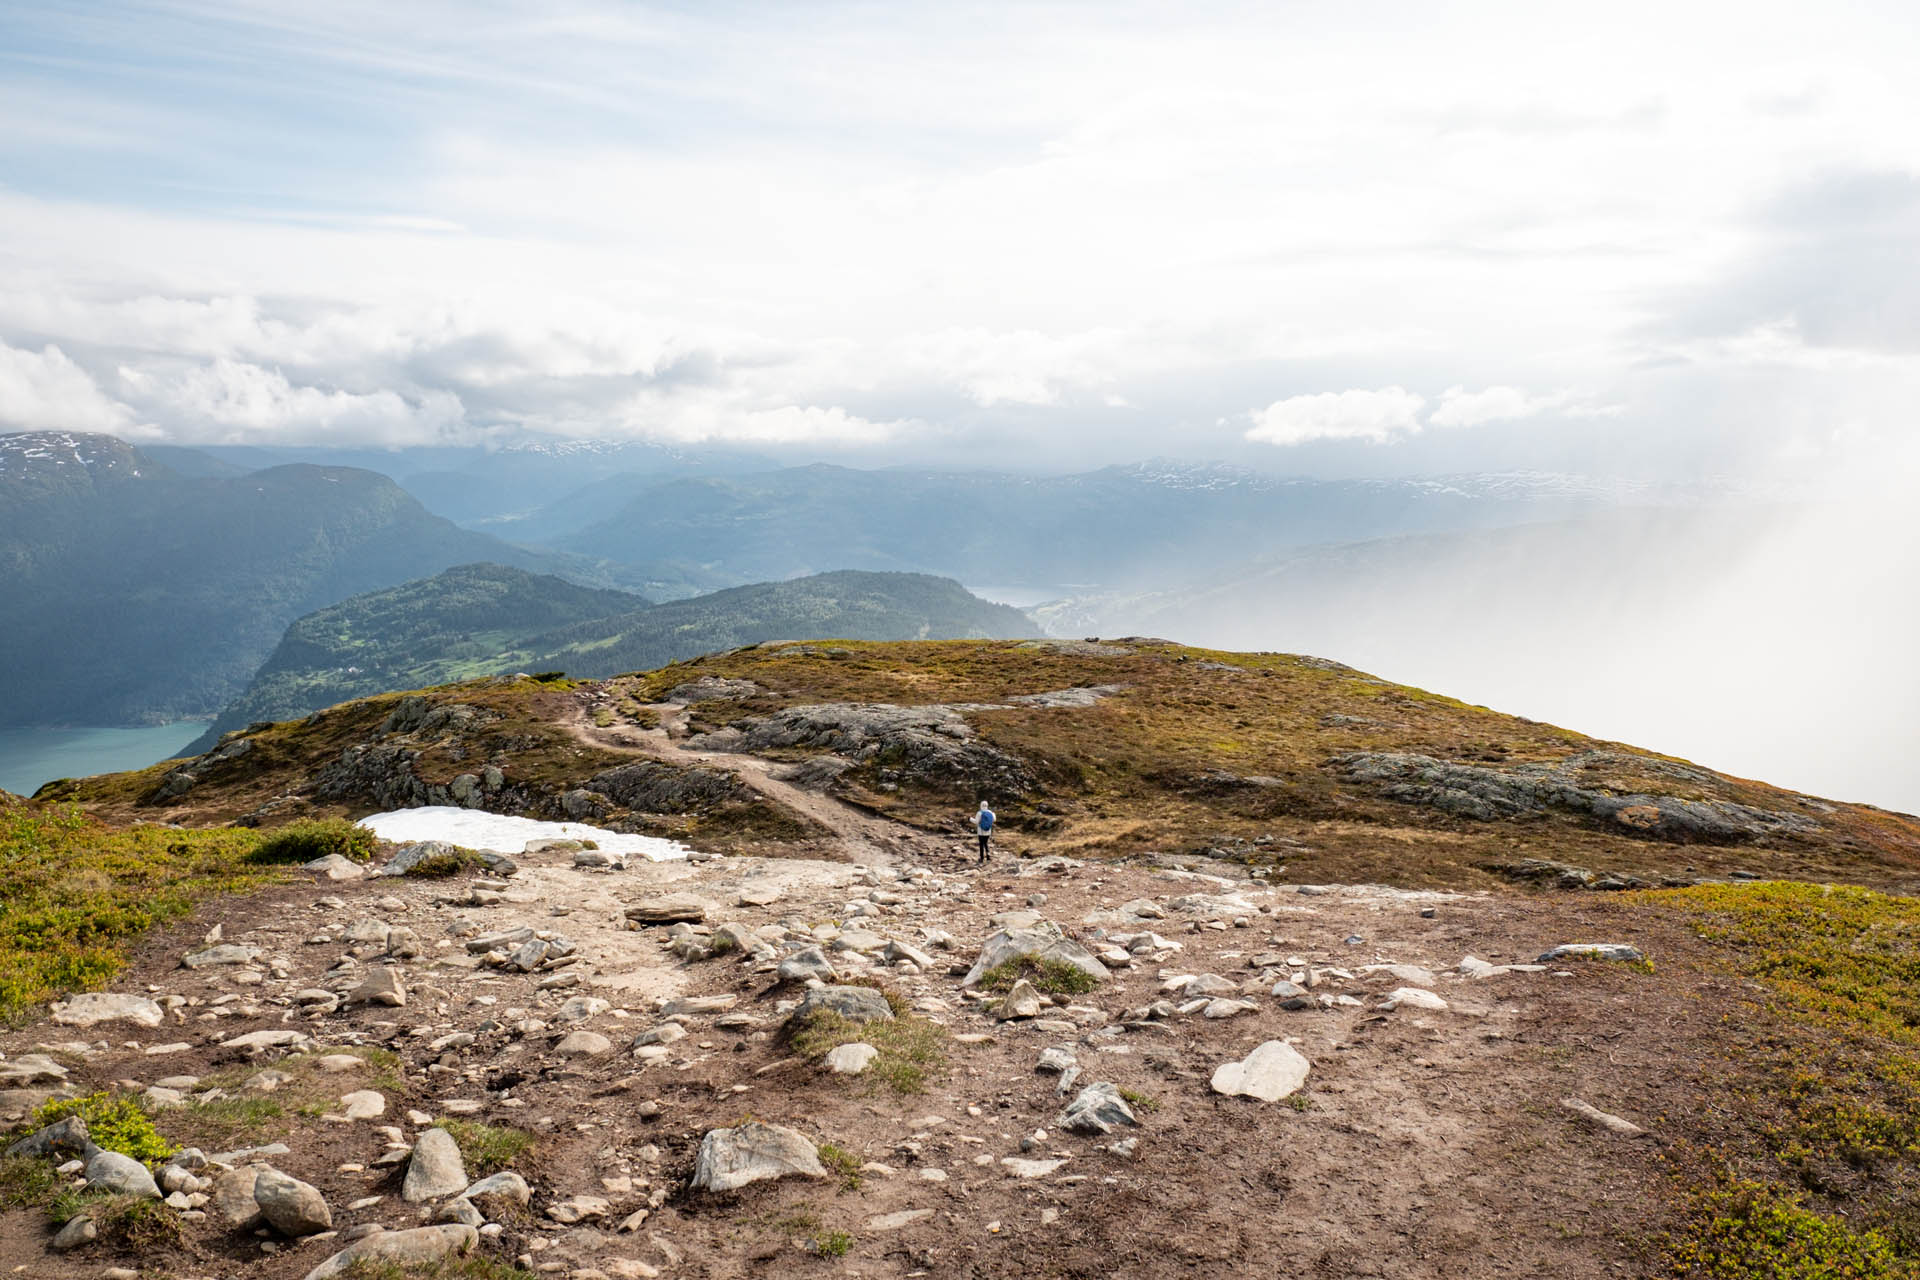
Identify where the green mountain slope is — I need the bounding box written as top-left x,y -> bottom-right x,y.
0,431 -> 594,727
191,567 -> 1034,748
522,569 -> 1036,677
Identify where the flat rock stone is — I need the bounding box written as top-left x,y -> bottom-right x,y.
631,1022 -> 686,1048
1210,1040 -> 1311,1103
1383,987 -> 1449,1012
303,1224 -> 479,1280
51,993 -> 164,1029
558,996 -> 610,1022
1537,943 -> 1643,964
1000,1156 -> 1065,1178
554,1031 -> 614,1058
624,895 -> 707,925
303,854 -> 366,881
690,1122 -> 826,1193
462,1171 -> 531,1209
867,1209 -> 934,1230
0,1054 -> 70,1086
737,884 -> 783,907
402,1128 -> 468,1202
339,1090 -> 385,1120
222,1029 -> 314,1054
824,1043 -> 878,1074
1561,1097 -> 1649,1138
1036,1046 -> 1077,1074
183,943 -> 261,968
789,984 -> 895,1026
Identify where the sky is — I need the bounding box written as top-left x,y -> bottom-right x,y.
1,0 -> 1918,480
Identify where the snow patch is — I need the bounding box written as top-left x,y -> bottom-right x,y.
357,806 -> 691,862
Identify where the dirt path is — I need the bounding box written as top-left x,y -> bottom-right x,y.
566,698 -> 961,868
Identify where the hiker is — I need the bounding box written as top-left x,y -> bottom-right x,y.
972,800 -> 996,864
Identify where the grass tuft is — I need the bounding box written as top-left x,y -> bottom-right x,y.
976,955 -> 1099,996
440,1119 -> 537,1174
789,1007 -> 948,1094
816,1141 -> 863,1191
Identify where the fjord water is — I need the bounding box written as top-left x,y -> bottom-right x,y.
0,722 -> 210,797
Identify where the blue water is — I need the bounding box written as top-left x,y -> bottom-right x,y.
0,723 -> 212,797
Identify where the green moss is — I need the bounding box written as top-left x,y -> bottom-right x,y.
1117,1088 -> 1160,1114
440,1119 -> 536,1174
31,1092 -> 172,1164
976,955 -> 1099,996
1641,882 -> 1920,1274
248,817 -> 375,865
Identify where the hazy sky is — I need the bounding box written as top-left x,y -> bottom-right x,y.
2,1 -> 1918,478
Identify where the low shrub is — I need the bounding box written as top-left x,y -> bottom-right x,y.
31,1092 -> 172,1164
248,818 -> 376,865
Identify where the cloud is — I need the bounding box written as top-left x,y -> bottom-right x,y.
1245,387 -> 1425,446
0,340 -> 133,433
1428,384 -> 1609,427
117,359 -> 466,445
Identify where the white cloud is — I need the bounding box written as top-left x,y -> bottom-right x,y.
0,340 -> 132,432
118,359 -> 466,445
1245,387 -> 1425,446
1429,384 -> 1581,427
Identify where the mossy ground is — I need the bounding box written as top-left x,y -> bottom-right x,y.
162,1045 -> 409,1150
0,803 -> 278,1024
1639,882 -> 1920,1277
440,1119 -> 538,1175
789,1005 -> 949,1095
976,955 -> 1101,996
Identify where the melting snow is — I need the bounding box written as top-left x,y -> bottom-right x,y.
357,806 -> 690,862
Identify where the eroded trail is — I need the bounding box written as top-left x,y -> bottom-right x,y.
565,697 -> 956,868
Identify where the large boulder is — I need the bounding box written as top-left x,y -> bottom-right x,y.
961,924 -> 1110,987
50,993 -> 164,1029
6,1114 -> 91,1159
690,1122 -> 827,1192
303,1225 -> 479,1280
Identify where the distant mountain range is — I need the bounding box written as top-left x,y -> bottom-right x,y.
545,461 -> 1706,591
187,564 -> 1033,749
0,432 -> 629,727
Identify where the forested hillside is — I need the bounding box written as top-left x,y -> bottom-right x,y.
191,567 -> 1033,747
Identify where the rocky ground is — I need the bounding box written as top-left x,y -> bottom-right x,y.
0,805 -> 1703,1280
